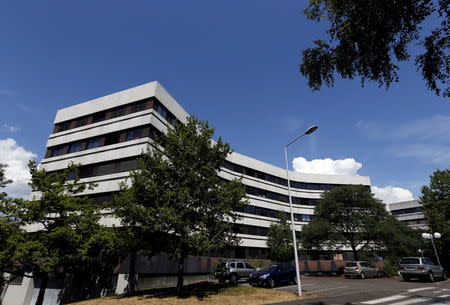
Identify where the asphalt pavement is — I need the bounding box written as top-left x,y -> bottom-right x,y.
269,276 -> 450,305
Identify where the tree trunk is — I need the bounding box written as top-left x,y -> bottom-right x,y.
351,246 -> 359,261
176,256 -> 185,295
128,252 -> 137,294
60,272 -> 74,304
35,275 -> 48,305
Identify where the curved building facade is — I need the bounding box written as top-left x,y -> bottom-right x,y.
40,81 -> 371,258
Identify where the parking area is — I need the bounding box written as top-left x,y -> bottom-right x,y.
270,276 -> 450,304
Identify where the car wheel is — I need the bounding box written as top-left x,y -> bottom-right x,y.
360,272 -> 366,279
230,274 -> 239,285
403,276 -> 410,282
428,272 -> 434,283
269,278 -> 276,288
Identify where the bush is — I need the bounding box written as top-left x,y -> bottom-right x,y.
381,259 -> 399,277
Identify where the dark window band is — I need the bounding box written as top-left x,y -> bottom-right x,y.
53,98 -> 178,133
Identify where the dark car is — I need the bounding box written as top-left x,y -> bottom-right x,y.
248,262 -> 296,288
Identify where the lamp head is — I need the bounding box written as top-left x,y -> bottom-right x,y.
305,125 -> 318,135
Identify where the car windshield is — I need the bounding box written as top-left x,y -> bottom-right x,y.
346,262 -> 358,267
259,264 -> 278,271
400,258 -> 420,265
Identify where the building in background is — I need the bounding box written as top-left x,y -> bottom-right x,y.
389,199 -> 428,230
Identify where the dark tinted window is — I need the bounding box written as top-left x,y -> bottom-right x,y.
104,133 -> 121,145
126,127 -> 144,141
422,258 -> 434,265
87,138 -> 100,149
111,107 -> 125,118
237,262 -> 245,268
346,262 -> 358,267
51,147 -> 64,157
68,142 -> 81,153
93,112 -> 105,123
245,263 -> 255,269
400,258 -> 420,265
229,263 -> 236,268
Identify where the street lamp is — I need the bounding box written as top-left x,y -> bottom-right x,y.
284,125 -> 318,297
421,232 -> 442,266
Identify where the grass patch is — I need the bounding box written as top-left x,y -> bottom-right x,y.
72,281 -> 315,305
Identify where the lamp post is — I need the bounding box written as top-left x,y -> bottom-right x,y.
284,125 -> 318,297
421,232 -> 442,266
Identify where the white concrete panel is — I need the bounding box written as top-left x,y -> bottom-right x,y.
47,113 -> 154,147
54,82 -> 157,123
41,140 -> 150,171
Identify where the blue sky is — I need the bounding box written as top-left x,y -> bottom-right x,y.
0,1 -> 448,202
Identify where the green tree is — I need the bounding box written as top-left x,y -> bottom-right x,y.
266,212 -> 294,262
300,0 -> 449,97
0,163 -> 26,287
113,116 -> 248,294
0,161 -> 117,305
420,168 -> 450,270
300,185 -> 389,260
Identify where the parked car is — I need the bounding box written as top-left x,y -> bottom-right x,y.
214,261 -> 256,284
248,262 -> 296,288
344,261 -> 381,279
399,257 -> 446,282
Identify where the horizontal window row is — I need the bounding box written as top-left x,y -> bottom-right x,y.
46,125 -> 158,158
246,185 -> 318,206
236,205 -> 313,222
223,160 -> 345,191
390,207 -> 423,215
53,98 -> 178,133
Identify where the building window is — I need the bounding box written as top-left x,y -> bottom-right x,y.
68,142 -> 81,153
126,128 -> 144,141
104,133 -> 121,146
51,146 -> 64,157
131,101 -> 147,113
111,107 -> 125,118
87,138 -> 100,149
92,112 -> 106,123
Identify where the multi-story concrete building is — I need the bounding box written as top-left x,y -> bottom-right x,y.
39,81 -> 370,257
389,200 -> 428,230
1,81 -> 372,305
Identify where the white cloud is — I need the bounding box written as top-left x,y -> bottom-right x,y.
372,185 -> 414,204
0,138 -> 37,199
2,124 -> 20,132
292,157 -> 362,175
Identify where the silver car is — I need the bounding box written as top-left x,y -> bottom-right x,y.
214,261 -> 256,284
399,257 -> 446,282
344,261 -> 380,279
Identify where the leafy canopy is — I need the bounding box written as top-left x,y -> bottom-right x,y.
420,168 -> 450,269
266,211 -> 294,262
300,0 -> 449,97
0,161 -> 117,280
114,116 -> 248,291
301,185 -> 389,260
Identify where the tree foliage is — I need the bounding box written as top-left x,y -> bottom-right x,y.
301,185 -> 390,260
266,212 -> 294,262
0,163 -> 26,287
0,161 -> 118,305
300,0 -> 449,97
113,116 -> 248,293
420,168 -> 450,270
